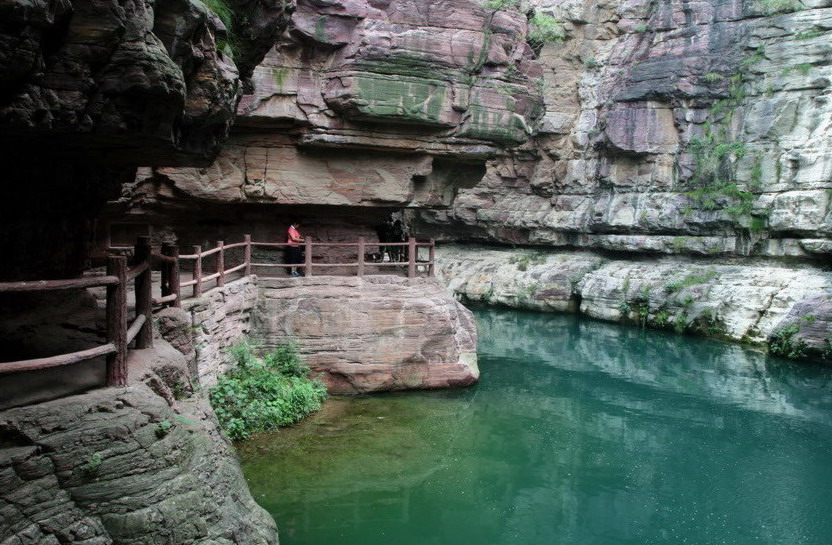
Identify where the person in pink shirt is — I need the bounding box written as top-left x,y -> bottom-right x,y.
286,221 -> 304,276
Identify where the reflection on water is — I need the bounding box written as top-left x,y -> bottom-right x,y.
239,309 -> 832,545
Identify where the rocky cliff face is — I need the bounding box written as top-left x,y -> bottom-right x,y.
416,0 -> 832,260
0,384 -> 278,545
123,0 -> 545,212
0,0 -> 292,280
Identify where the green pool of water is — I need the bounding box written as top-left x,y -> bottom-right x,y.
238,309 -> 832,545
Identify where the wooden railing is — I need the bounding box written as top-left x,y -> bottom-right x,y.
179,235 -> 435,298
0,234 -> 435,383
0,236 -> 155,386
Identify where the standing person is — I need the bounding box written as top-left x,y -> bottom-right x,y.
391,219 -> 408,261
286,221 -> 304,276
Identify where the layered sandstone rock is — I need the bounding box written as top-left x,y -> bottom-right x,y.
250,276 -> 479,393
415,0 -> 832,259
436,244 -> 832,347
126,0 -> 545,210
0,369 -> 277,545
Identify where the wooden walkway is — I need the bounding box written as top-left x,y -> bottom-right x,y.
0,235 -> 435,385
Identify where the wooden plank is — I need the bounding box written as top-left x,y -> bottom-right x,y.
429,238 -> 436,277
180,279 -> 197,287
223,241 -> 248,250
408,237 -> 416,278
357,236 -> 365,278
193,245 -> 202,298
249,263 -> 293,268
305,238 -> 313,277
225,262 -> 248,275
133,236 -> 152,349
0,276 -> 119,292
216,241 -> 225,287
200,245 -> 223,258
125,261 -> 149,282
106,256 -> 128,387
163,243 -> 180,308
244,234 -> 251,276
126,314 -> 147,344
0,343 -> 117,374
201,271 -> 221,283
152,294 -> 178,304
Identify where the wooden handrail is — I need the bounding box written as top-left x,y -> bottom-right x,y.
0,276 -> 119,292
1,234 -> 435,387
0,343 -> 117,374
126,314 -> 147,344
126,261 -> 149,282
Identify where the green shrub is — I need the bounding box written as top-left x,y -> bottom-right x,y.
155,420 -> 173,439
483,0 -> 520,10
528,13 -> 567,47
209,341 -> 327,441
769,323 -> 808,359
80,452 -> 103,477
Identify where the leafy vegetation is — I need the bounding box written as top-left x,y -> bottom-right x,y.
508,251 -> 547,272
209,340 -> 327,441
663,270 -> 718,294
769,323 -> 808,359
756,0 -> 803,15
686,50 -> 769,223
202,0 -> 239,59
80,452 -> 103,477
482,0 -> 521,10
527,13 -> 567,47
155,420 -> 173,439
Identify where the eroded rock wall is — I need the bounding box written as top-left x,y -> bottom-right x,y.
0,366 -> 277,545
416,0 -> 832,259
436,244 -> 832,345
157,276 -> 259,387
124,0 -> 545,214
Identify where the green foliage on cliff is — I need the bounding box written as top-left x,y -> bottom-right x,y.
209,340 -> 327,441
483,0 -> 521,10
756,0 -> 802,15
203,0 -> 234,30
769,323 -> 808,359
527,14 -> 566,46
202,0 -> 239,59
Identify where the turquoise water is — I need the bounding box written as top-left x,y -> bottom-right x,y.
238,309 -> 832,545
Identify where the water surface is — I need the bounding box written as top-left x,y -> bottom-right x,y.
239,309 -> 832,545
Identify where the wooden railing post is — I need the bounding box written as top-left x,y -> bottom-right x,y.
304,238 -> 313,277
134,236 -> 153,349
194,245 -> 203,297
106,256 -> 128,387
407,237 -> 416,278
428,238 -> 435,278
216,240 -> 225,287
244,234 -> 252,276
164,242 -> 181,307
357,236 -> 365,278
